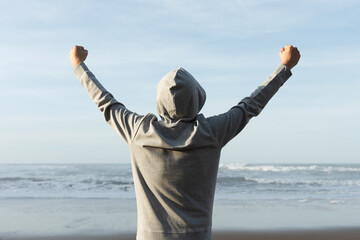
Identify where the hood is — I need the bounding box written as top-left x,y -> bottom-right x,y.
156,68 -> 206,123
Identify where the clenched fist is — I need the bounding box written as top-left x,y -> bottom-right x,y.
279,45 -> 300,69
69,45 -> 88,68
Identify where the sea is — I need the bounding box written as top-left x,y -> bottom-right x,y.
1,163 -> 360,236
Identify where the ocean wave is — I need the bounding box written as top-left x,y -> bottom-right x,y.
80,178 -> 133,186
219,163 -> 360,173
217,177 -> 360,188
0,177 -> 51,182
1,164 -> 359,200
217,176 -> 257,186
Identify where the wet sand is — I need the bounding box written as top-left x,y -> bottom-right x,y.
2,228 -> 360,240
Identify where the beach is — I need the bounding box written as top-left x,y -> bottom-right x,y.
1,198 -> 360,240
1,164 -> 359,239
3,228 -> 360,240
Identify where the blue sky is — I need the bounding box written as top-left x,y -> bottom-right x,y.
0,0 -> 359,164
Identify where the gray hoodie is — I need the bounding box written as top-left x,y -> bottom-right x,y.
74,63 -> 292,240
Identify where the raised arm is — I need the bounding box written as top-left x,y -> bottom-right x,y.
207,45 -> 301,147
69,45 -> 144,144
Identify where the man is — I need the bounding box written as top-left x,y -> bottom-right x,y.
69,45 -> 300,240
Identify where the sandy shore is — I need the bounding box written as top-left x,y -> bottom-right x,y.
2,228 -> 360,240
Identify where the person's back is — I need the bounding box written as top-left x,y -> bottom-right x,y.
69,45 -> 300,240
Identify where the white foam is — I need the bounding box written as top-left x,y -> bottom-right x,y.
219,163 -> 360,173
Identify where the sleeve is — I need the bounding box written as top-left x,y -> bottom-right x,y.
206,64 -> 292,147
74,62 -> 144,145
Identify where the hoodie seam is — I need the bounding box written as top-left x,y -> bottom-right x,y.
130,113 -> 152,145
200,115 -> 221,148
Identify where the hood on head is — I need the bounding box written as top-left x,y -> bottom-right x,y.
156,68 -> 206,123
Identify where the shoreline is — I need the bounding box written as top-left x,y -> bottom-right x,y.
2,198 -> 360,239
2,228 -> 360,240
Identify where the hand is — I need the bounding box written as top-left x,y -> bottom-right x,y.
279,45 -> 300,69
69,45 -> 88,68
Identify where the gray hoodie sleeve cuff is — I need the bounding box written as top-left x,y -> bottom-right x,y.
274,64 -> 292,84
258,64 -> 292,91
74,62 -> 89,80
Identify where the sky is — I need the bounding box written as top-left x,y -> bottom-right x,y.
0,0 -> 359,164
